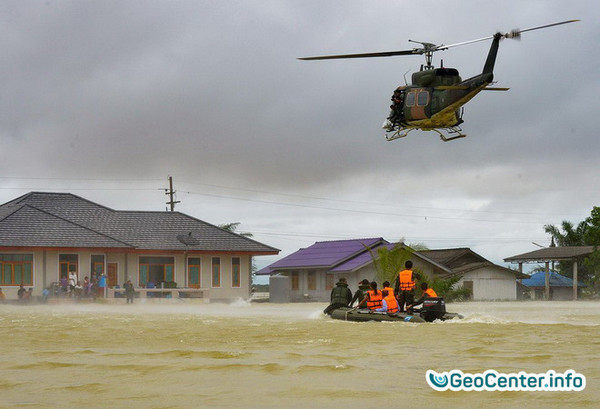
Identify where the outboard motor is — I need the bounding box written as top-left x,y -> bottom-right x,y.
421,297 -> 446,322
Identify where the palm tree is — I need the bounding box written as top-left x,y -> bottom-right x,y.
544,220 -> 589,280
369,243 -> 414,284
544,221 -> 588,247
218,222 -> 253,238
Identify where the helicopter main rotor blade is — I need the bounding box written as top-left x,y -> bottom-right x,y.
298,19 -> 579,61
517,19 -> 580,36
298,49 -> 419,60
442,19 -> 580,50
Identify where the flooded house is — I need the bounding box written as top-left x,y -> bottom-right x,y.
0,192 -> 279,300
258,238 -> 525,302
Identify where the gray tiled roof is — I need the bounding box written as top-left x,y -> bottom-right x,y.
0,192 -> 279,254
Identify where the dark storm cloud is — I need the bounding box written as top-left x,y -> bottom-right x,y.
0,0 -> 598,266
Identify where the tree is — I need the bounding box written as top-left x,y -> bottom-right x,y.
368,243 -> 471,301
218,222 -> 253,238
584,206 -> 600,246
543,220 -> 588,247
544,208 -> 600,293
369,243 -> 415,284
429,275 -> 472,302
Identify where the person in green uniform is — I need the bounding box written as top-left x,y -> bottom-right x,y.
350,279 -> 371,307
323,277 -> 353,315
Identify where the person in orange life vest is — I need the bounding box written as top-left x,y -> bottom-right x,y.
382,281 -> 395,299
358,281 -> 383,311
406,282 -> 438,312
374,290 -> 399,313
394,260 -> 420,312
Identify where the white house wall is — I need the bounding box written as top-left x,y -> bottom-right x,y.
285,264 -> 381,302
458,268 -> 517,300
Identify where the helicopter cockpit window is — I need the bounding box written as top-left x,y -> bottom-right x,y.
417,91 -> 429,106
405,92 -> 416,107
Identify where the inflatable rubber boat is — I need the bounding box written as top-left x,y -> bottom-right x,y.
329,297 -> 463,323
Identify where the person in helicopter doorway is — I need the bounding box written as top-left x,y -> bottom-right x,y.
387,87 -> 405,125
323,277 -> 353,315
357,281 -> 383,311
406,282 -> 438,312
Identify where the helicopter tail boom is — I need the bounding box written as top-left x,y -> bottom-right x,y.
482,33 -> 502,75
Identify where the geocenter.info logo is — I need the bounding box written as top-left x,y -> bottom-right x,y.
426,369 -> 586,392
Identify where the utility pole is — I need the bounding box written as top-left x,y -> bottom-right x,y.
165,175 -> 180,211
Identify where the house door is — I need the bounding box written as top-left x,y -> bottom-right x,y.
107,263 -> 118,287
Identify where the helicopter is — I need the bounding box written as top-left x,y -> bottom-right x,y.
299,19 -> 579,142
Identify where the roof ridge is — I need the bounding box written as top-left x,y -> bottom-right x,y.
0,203 -> 25,222
21,204 -> 136,248
315,237 -> 386,244
0,192 -> 34,207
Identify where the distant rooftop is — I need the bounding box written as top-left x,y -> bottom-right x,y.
521,271 -> 585,288
256,238 -> 387,275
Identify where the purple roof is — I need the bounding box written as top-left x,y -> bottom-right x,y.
256,238 -> 387,275
330,243 -> 397,272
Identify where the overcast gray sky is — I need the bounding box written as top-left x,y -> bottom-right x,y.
1,0 -> 598,276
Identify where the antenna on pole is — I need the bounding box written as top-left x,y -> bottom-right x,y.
165,175 -> 180,211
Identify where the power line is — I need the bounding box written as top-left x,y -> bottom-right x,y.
178,189 -> 558,225
0,176 -> 589,223
173,178 -> 584,219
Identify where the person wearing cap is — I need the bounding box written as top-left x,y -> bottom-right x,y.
323,277 -> 353,315
350,279 -> 371,307
406,282 -> 438,312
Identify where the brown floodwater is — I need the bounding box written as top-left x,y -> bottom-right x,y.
1,300 -> 598,408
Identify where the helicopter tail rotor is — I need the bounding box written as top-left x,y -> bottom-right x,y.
504,29 -> 521,40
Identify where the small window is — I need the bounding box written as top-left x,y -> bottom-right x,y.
405,92 -> 416,107
307,271 -> 317,291
291,271 -> 299,290
417,91 -> 429,106
212,257 -> 221,288
231,257 -> 241,288
326,274 -> 334,291
1,254 -> 34,286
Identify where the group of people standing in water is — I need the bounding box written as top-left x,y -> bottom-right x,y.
324,260 -> 438,315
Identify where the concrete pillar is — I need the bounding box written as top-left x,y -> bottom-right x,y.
518,262 -> 523,283
545,261 -> 550,300
573,260 -> 578,301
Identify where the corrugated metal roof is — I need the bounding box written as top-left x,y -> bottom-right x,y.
504,246 -> 595,263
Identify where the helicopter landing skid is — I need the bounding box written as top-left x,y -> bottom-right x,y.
434,126 -> 466,142
385,126 -> 466,142
385,128 -> 414,141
